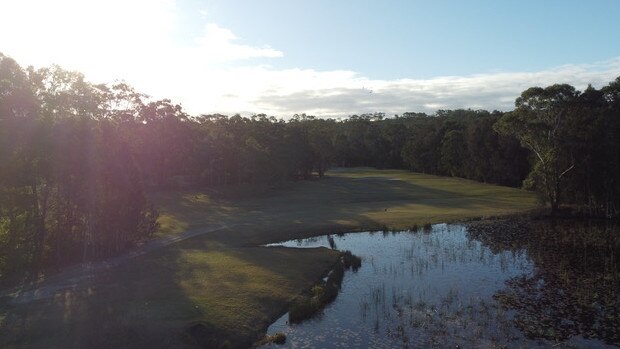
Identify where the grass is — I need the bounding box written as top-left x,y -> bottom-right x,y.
151,167 -> 537,244
0,168 -> 537,348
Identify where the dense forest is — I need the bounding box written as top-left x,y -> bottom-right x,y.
1,52 -> 619,281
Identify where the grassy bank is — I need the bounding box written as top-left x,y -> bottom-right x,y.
0,168 -> 537,348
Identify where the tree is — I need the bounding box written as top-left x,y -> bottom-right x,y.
0,53 -> 41,278
440,130 -> 466,177
0,54 -> 159,280
494,84 -> 579,213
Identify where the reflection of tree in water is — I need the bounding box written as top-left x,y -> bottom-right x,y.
467,218 -> 620,345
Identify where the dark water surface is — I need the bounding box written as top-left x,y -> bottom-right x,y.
263,222 -> 619,348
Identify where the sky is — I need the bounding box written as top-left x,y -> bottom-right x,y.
1,0 -> 620,118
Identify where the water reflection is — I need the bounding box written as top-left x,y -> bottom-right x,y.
264,221 -> 619,348
469,218 -> 620,345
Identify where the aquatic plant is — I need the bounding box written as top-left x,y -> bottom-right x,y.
341,250 -> 362,271
270,332 -> 286,344
288,251 -> 362,323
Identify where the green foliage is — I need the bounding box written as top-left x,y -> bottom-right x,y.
0,54 -> 159,281
289,296 -> 320,323
496,82 -> 620,216
440,130 -> 466,177
289,251 -> 361,323
399,110 -> 529,186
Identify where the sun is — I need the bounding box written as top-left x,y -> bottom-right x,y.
0,0 -> 176,83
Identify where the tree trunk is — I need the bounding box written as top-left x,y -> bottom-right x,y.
550,181 -> 562,216
31,181 -> 49,276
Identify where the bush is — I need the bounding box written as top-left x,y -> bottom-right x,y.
288,251 -> 363,323
289,296 -> 320,323
341,250 -> 362,271
270,332 -> 286,344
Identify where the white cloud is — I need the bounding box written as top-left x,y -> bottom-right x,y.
1,0 -> 619,118
194,24 -> 282,62
247,58 -> 620,117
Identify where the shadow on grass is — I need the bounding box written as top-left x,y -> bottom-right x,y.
0,235 -> 339,349
190,175 -> 525,246
0,244 -> 206,348
151,169 -> 535,248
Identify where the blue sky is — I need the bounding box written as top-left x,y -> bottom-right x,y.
190,0 -> 620,78
2,0 -> 620,117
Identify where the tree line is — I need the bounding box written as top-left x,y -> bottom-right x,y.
1,52 -> 619,281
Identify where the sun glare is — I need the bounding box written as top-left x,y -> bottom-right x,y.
1,0 -> 175,84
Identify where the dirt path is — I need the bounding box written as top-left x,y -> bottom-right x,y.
0,224 -> 231,305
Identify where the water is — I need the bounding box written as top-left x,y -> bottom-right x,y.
263,222 -> 619,348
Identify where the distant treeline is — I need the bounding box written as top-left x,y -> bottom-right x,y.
1,52 -> 619,280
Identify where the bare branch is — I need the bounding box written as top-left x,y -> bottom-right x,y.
559,163 -> 575,179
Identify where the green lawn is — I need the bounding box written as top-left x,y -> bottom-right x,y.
0,168 -> 538,348
152,167 -> 538,244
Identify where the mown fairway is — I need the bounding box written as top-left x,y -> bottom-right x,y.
0,168 -> 538,348
153,168 -> 538,244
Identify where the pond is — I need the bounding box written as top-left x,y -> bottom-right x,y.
263,220 -> 619,348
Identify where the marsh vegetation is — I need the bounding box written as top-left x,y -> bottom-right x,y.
264,220 -> 619,348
